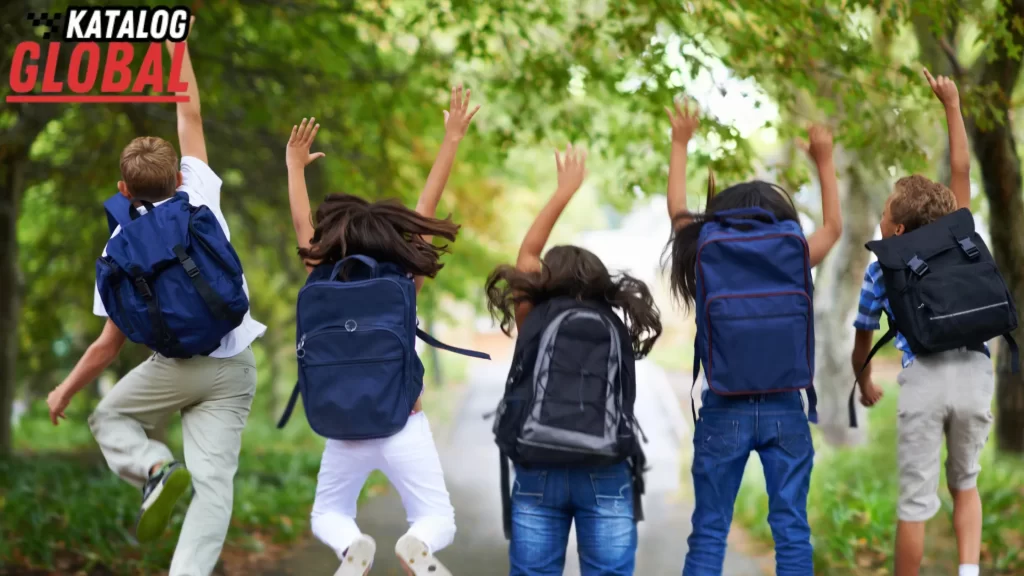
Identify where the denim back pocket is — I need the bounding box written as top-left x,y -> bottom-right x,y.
513,468 -> 547,512
590,469 -> 632,513
777,416 -> 813,459
698,418 -> 739,459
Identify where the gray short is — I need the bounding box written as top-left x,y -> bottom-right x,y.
896,349 -> 994,522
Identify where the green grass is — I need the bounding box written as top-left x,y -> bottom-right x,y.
733,386 -> 1024,575
2,396 -> 391,574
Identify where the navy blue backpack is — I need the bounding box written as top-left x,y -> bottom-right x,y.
277,254 -> 490,440
96,192 -> 249,358
692,207 -> 817,422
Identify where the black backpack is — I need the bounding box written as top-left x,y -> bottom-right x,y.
491,297 -> 646,538
849,208 -> 1019,426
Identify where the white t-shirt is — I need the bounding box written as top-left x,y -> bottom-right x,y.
94,156 -> 267,358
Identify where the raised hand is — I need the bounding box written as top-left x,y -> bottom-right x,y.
666,97 -> 700,144
443,84 -> 481,141
799,124 -> 834,165
165,15 -> 195,53
555,143 -> 587,194
924,68 -> 960,108
286,117 -> 326,170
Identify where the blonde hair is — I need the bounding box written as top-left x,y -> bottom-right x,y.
889,175 -> 957,232
119,137 -> 178,202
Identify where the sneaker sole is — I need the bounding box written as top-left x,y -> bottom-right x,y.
136,467 -> 192,543
395,533 -> 451,576
335,535 -> 375,576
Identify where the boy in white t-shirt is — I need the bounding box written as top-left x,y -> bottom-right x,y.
45,23 -> 265,576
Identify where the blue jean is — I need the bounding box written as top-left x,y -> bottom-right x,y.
509,462 -> 637,576
684,391 -> 814,576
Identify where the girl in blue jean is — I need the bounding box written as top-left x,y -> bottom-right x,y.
486,145 -> 662,575
664,100 -> 843,576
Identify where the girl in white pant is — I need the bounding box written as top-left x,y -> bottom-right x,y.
283,86 -> 480,575
312,412 -> 456,565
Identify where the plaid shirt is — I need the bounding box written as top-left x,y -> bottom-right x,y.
853,260 -> 916,367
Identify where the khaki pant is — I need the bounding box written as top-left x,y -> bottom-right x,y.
896,349 -> 994,522
88,348 -> 257,576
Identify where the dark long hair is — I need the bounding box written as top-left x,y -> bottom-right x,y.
667,179 -> 799,309
485,245 -> 663,358
298,194 -> 459,277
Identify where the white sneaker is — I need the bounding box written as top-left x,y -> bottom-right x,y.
334,534 -> 376,576
395,533 -> 452,576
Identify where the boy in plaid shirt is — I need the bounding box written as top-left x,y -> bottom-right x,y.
851,70 -> 992,576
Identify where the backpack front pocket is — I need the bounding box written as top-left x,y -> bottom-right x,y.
706,291 -> 812,394
912,261 -> 1015,351
298,326 -> 409,439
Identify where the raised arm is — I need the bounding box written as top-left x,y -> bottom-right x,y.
924,68 -> 970,210
803,125 -> 843,267
665,98 -> 700,229
165,17 -> 206,163
285,118 -> 326,274
513,144 -> 587,327
413,84 -> 480,292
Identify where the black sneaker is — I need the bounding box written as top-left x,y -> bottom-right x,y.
136,461 -> 192,542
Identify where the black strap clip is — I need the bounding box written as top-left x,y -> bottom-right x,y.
907,255 -> 929,277
958,237 -> 980,259
180,255 -> 200,278
133,277 -> 153,299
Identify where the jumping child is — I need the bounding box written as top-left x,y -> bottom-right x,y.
281,85 -> 481,576
486,145 -> 662,576
665,99 -> 842,576
46,21 -> 266,576
851,70 -> 1010,576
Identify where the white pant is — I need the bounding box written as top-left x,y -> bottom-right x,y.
311,412 -> 456,557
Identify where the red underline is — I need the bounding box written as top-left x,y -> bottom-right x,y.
6,95 -> 189,103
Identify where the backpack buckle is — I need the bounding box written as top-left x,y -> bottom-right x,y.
134,277 -> 153,299
958,237 -> 980,259
180,256 -> 200,278
907,255 -> 929,276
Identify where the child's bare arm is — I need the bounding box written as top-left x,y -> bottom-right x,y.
164,17 -> 206,164
285,118 -> 326,274
924,69 -> 971,210
851,328 -> 883,406
803,125 -> 843,267
851,329 -> 875,381
514,145 -> 587,328
413,85 -> 480,293
46,319 -> 127,425
665,98 -> 700,229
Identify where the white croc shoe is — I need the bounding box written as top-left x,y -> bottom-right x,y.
395,533 -> 452,576
334,534 -> 376,576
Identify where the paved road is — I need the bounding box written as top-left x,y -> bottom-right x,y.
267,360 -> 763,575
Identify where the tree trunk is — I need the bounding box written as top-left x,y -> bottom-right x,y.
0,153 -> 24,457
965,0 -> 1024,454
971,104 -> 1024,454
814,159 -> 883,446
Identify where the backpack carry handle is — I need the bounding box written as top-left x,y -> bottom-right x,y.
331,255 -> 379,280
711,207 -> 779,227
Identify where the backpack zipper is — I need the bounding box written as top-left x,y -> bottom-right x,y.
928,301 -> 1009,321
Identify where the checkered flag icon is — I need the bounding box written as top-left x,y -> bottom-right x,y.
26,12 -> 62,39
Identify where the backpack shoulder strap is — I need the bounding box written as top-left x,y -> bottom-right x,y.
278,382 -> 301,429
1004,333 -> 1021,373
500,452 -> 512,540
848,323 -> 897,428
103,193 -> 134,234
416,328 -> 491,360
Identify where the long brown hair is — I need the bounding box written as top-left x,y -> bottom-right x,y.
298,194 -> 459,277
485,245 -> 662,358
